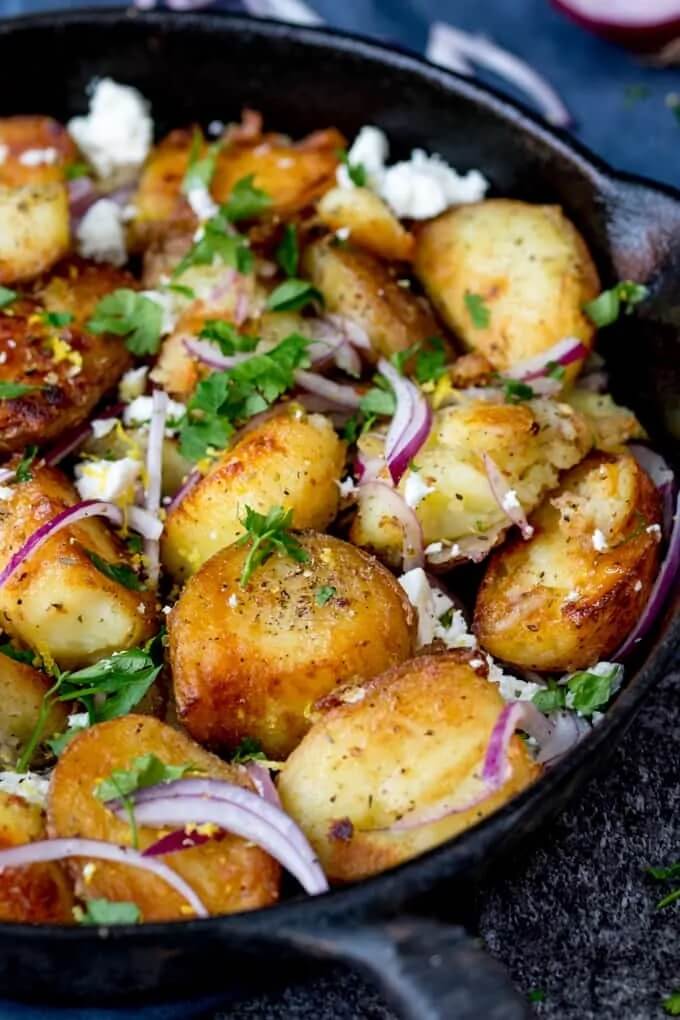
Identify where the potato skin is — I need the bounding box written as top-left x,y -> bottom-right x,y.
47,715 -> 280,921
0,791 -> 74,923
317,187 -> 415,262
303,237 -> 439,360
0,116 -> 77,188
34,257 -> 135,329
0,183 -> 70,284
0,465 -> 156,669
0,653 -> 68,767
162,409 -> 345,581
170,531 -> 416,759
474,451 -> 662,670
414,199 -> 599,376
278,652 -> 539,882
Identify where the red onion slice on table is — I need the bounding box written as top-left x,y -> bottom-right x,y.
504,337 -> 588,382
143,389 -> 168,586
483,453 -> 534,539
0,837 -> 206,917
378,359 -> 432,485
357,480 -> 424,570
552,0 -> 680,51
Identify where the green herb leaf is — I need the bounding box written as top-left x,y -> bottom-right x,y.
265,279 -> 322,313
0,287 -> 17,310
275,223 -> 299,278
647,861 -> 680,882
315,585 -> 336,606
663,991 -> 680,1016
182,130 -> 221,195
64,162 -> 91,181
236,505 -> 309,587
532,680 -> 566,714
46,724 -> 87,757
76,897 -> 141,926
41,310 -> 74,329
56,644 -> 163,724
84,550 -> 145,591
94,753 -> 194,803
221,174 -> 271,222
15,444 -> 38,483
230,736 -> 267,764
583,281 -> 649,327
338,148 -> 367,187
0,381 -> 40,399
173,214 -> 253,278
167,283 -> 196,300
657,888 -> 680,911
359,384 -> 396,419
198,320 -> 258,356
341,414 -> 361,444
415,337 -> 448,384
546,360 -> 566,381
87,289 -> 163,356
501,378 -> 535,404
565,665 -> 620,716
0,641 -> 35,666
464,292 -> 491,329
389,344 -> 419,375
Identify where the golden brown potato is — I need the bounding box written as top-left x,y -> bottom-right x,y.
303,237 -> 439,360
129,128 -> 196,249
0,653 -> 68,767
317,187 -> 415,262
0,117 -> 77,188
162,409 -> 345,581
566,388 -> 645,453
0,464 -> 156,669
414,199 -> 600,377
34,257 -> 135,329
47,715 -> 280,921
0,295 -> 130,454
351,398 -> 592,568
474,451 -> 662,670
169,531 -> 416,758
0,791 -> 74,923
278,652 -> 539,882
0,183 -> 70,284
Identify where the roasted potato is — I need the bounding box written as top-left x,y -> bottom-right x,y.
169,531 -> 416,758
0,464 -> 156,669
566,388 -> 645,453
34,257 -> 135,329
474,451 -> 662,670
0,183 -> 69,284
0,653 -> 68,767
128,128 -> 196,250
47,715 -> 280,920
0,791 -> 74,922
414,199 -> 600,376
278,652 -> 539,882
162,409 -> 345,581
303,237 -> 439,360
0,296 -> 130,454
317,186 -> 415,262
0,116 -> 77,188
351,398 -> 592,568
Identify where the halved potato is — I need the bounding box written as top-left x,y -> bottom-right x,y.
278,652 -> 539,882
317,186 -> 415,262
0,791 -> 74,923
0,116 -> 77,188
474,451 -> 662,670
0,653 -> 68,767
414,199 -> 599,377
0,465 -> 156,669
129,128 -> 196,249
566,388 -> 645,453
303,237 -> 439,361
162,409 -> 345,581
0,183 -> 70,284
34,257 -> 135,328
47,715 -> 280,921
169,531 -> 416,758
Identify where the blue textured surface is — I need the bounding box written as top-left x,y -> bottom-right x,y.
0,2 -> 677,1017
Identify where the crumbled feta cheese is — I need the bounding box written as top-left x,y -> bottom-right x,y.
0,486 -> 13,501
76,198 -> 127,266
140,289 -> 178,336
137,602 -> 146,615
564,589 -> 580,604
0,144 -> 7,165
633,579 -> 642,592
123,395 -> 186,433
67,712 -> 89,728
83,862 -> 97,883
208,119 -> 224,137
403,472 -> 434,509
398,567 -> 476,650
485,655 -> 542,703
90,417 -> 118,439
75,456 -> 141,504
337,476 -> 357,499
119,365 -> 148,403
337,125 -> 389,188
19,147 -> 58,166
592,528 -> 608,552
469,658 -> 484,669
0,771 -> 49,808
68,78 -> 153,182
337,686 -> 366,704
501,488 -> 520,512
161,605 -> 172,616
228,594 -> 239,608
646,523 -> 662,539
186,185 -> 219,223
381,151 -> 488,219
335,226 -> 351,241
0,352 -> 6,364
424,541 -> 443,555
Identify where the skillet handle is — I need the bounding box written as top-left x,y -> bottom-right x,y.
278,916 -> 529,1020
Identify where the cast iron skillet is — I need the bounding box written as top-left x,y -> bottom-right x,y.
0,8 -> 678,1018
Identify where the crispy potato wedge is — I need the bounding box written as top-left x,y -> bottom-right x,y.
414,199 -> 599,377
0,465 -> 156,669
351,398 -> 592,568
0,653 -> 68,768
169,531 -> 416,758
0,183 -> 70,284
278,652 -> 539,882
162,409 -> 345,581
317,187 -> 415,262
0,116 -> 77,188
474,451 -> 662,670
47,715 -> 280,920
0,791 -> 74,922
303,237 -> 439,360
34,257 -> 135,329
129,128 -> 196,250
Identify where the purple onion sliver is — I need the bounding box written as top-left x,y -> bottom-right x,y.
167,468 -> 202,515
483,452 -> 534,540
357,480 -> 424,570
245,762 -> 281,807
143,828 -> 213,857
293,370 -> 361,409
505,336 -> 588,382
183,337 -> 249,371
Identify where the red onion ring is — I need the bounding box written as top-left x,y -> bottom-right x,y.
357,480 -> 424,570
505,336 -> 588,382
425,530 -> 502,567
378,359 -> 433,485
483,453 -> 534,539
293,370 -> 361,409
167,468 -> 202,515
142,828 -> 213,856
182,337 -> 250,371
0,837 -> 207,917
552,0 -> 680,51
143,389 -> 168,586
244,762 -> 281,807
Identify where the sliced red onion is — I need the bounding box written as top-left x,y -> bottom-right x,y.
505,336 -> 588,382
0,837 -> 206,917
167,468 -> 202,515
357,480 -> 424,570
483,453 -> 534,540
0,500 -> 161,590
67,177 -> 98,225
143,828 -> 212,856
426,529 -> 502,567
535,709 -> 591,766
426,21 -> 571,127
307,319 -> 362,377
234,286 -> 250,327
552,0 -> 680,51
325,315 -> 371,351
245,762 -> 282,807
183,337 -> 250,371
355,451 -> 388,484
293,370 -> 361,409
143,389 -> 168,586
378,359 -> 433,485
207,268 -> 238,305
0,467 -> 16,485
577,370 -> 609,393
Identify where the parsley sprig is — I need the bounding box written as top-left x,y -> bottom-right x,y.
75,898 -> 141,926
532,664 -> 621,717
88,290 -> 163,356
94,754 -> 194,849
198,320 -> 258,356
182,129 -> 222,196
236,505 -> 309,587
337,148 -> 367,187
230,736 -> 267,764
15,444 -> 38,483
464,292 -> 491,329
583,280 -> 648,327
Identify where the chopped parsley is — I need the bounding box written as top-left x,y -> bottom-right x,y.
337,148 -> 367,187
167,283 -> 196,300
15,444 -> 38,483
265,279 -> 322,313
583,281 -> 648,327
532,665 -> 620,717
94,754 -> 194,803
501,378 -> 534,404
0,287 -> 17,310
315,585 -> 336,606
0,381 -> 40,399
75,898 -> 141,926
182,129 -> 221,195
198,320 -> 258,356
342,374 -> 397,441
41,310 -> 74,329
275,223 -> 299,278
46,724 -> 86,758
0,641 -> 35,666
173,213 -> 253,278
221,174 -> 271,222
546,360 -> 566,381
84,550 -> 145,591
236,505 -> 309,588
532,680 -> 565,714
87,289 -> 163,356
663,991 -> 680,1015
415,337 -> 448,384
230,736 -> 266,764
464,292 -> 491,329
64,161 -> 91,181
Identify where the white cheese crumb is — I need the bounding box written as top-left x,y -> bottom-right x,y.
337,125 -> 389,189
119,365 -> 149,403
186,184 -> 219,223
403,472 -> 434,509
338,686 -> 366,704
335,226 -> 351,241
485,655 -> 542,703
90,417 -> 118,439
592,528 -> 608,552
67,712 -> 89,728
501,488 -> 520,512
75,456 -> 141,504
424,541 -> 443,555
123,395 -> 186,434
161,605 -> 172,616
646,523 -> 662,539
381,150 -> 488,219
0,352 -> 6,364
469,658 -> 484,669
0,771 -> 49,808
140,289 -> 178,336
337,476 -> 357,499
19,147 -> 58,166
137,602 -> 146,615
208,119 -> 224,137
564,589 -> 580,604
398,567 -> 476,650
228,594 -> 239,608
634,579 -> 642,592
0,486 -> 13,501
68,78 -> 153,182
76,198 -> 127,266
0,144 -> 7,165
